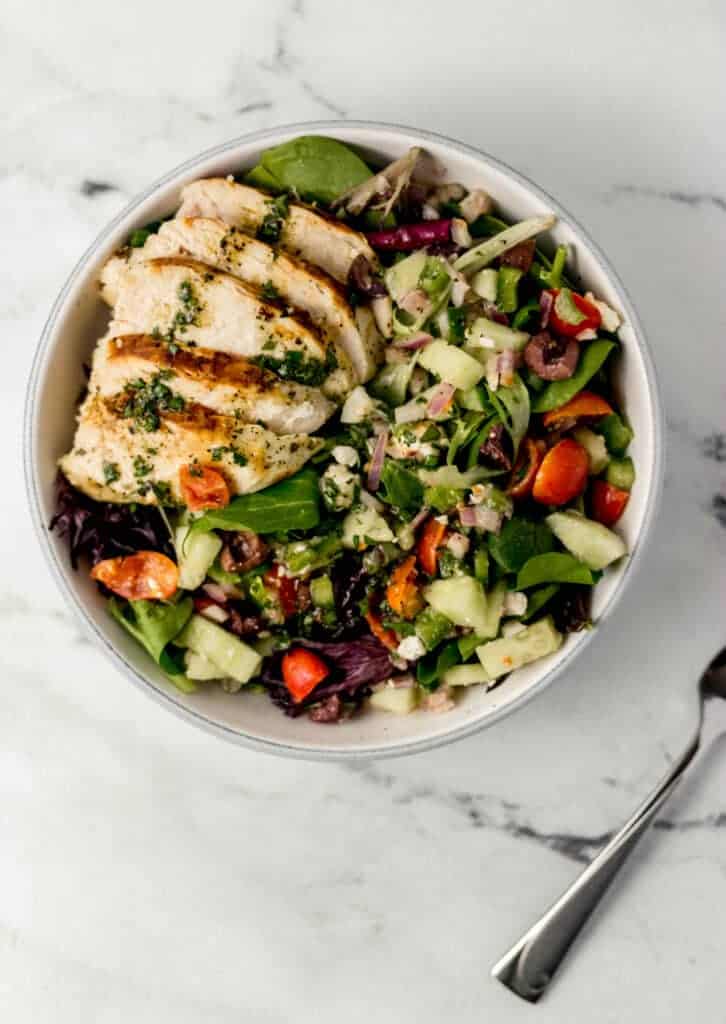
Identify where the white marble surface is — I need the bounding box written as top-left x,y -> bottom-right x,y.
3,0 -> 726,1019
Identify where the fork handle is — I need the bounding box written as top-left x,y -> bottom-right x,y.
491,729 -> 701,1002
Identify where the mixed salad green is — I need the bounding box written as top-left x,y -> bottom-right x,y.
53,135 -> 635,724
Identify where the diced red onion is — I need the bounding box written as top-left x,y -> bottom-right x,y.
398,288 -> 431,317
497,348 -> 518,387
409,506 -> 431,531
367,429 -> 388,491
426,382 -> 455,418
540,289 -> 554,329
199,603 -> 230,624
202,582 -> 229,604
458,504 -> 503,532
393,332 -> 433,350
366,219 -> 453,252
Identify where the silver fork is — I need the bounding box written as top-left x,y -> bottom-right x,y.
492,647 -> 726,1002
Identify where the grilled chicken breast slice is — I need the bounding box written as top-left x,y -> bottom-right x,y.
101,257 -> 340,392
106,217 -> 383,383
60,391 -> 321,504
177,179 -> 378,285
91,334 -> 335,434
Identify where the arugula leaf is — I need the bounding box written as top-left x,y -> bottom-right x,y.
416,640 -> 461,690
246,136 -> 372,205
447,411 -> 487,465
532,340 -> 616,413
108,596 -> 195,692
487,372 -> 530,458
517,553 -> 594,589
378,460 -> 424,513
190,469 -> 320,535
488,518 -> 556,573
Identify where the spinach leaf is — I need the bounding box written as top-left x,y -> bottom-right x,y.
108,596 -> 195,692
246,136 -> 373,205
423,485 -> 460,513
517,553 -> 594,589
532,340 -> 616,412
378,460 -> 423,513
521,584 -> 560,622
190,469 -> 320,535
488,518 -> 556,573
416,640 -> 461,689
447,411 -> 487,465
487,373 -> 530,458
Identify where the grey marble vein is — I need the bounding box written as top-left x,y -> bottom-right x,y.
610,184 -> 726,212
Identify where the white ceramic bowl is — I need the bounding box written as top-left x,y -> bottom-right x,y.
24,121 -> 664,760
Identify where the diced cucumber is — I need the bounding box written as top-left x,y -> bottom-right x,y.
496,266 -> 523,314
424,576 -> 490,636
342,506 -> 394,549
553,288 -> 586,327
442,663 -> 492,687
184,650 -> 222,681
573,427 -> 610,476
471,268 -> 498,302
395,385 -> 453,424
473,547 -> 490,583
370,359 -> 418,407
418,465 -> 491,489
606,457 -> 635,491
546,510 -> 627,571
419,340 -> 484,391
370,685 -> 420,714
458,385 -> 488,411
454,215 -> 556,275
177,614 -> 262,689
384,251 -> 428,304
464,317 -> 530,354
175,526 -> 222,591
476,615 -> 563,680
310,574 -> 335,608
479,580 -> 506,640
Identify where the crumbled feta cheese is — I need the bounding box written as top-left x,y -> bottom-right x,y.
319,463 -> 359,511
396,635 -> 427,662
341,386 -> 378,424
331,445 -> 359,468
470,483 -> 493,505
503,591 -> 528,618
387,421 -> 443,462
459,189 -> 493,224
584,292 -> 622,332
446,532 -> 470,559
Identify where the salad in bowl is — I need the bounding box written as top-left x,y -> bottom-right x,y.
49,134 -> 638,727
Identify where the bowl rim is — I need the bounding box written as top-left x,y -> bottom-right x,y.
23,119 -> 665,761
